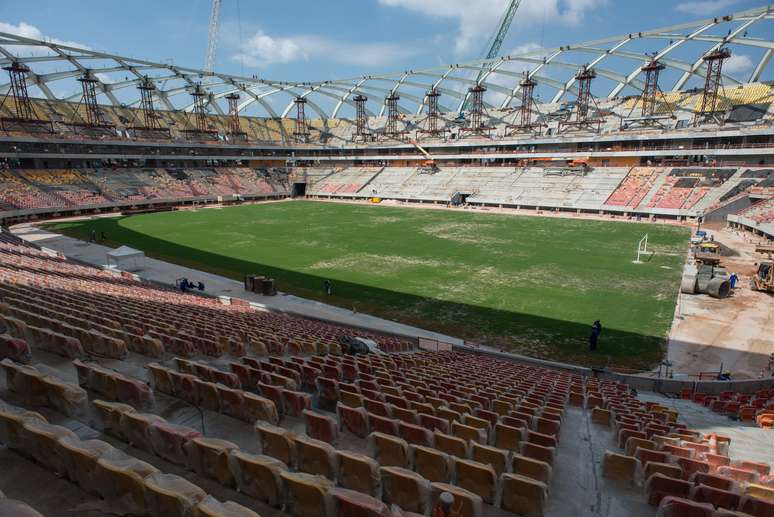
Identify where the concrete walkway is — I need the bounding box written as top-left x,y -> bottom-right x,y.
11,221 -> 464,346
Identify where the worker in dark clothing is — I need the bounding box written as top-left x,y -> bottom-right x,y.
197,281 -> 205,291
90,229 -> 96,243
324,279 -> 332,296
588,320 -> 602,351
100,231 -> 107,241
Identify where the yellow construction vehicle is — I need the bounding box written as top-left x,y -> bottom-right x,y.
410,139 -> 439,173
751,245 -> 774,293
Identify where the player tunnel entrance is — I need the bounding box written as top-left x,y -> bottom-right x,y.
292,182 -> 307,197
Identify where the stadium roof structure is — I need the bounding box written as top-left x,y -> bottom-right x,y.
0,5 -> 772,121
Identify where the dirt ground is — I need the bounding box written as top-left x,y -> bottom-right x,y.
666,223 -> 774,379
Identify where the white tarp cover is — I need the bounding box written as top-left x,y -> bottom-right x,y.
106,246 -> 145,272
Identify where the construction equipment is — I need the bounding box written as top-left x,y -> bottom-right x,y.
461,0 -> 522,112
751,245 -> 774,293
410,140 -> 438,173
205,0 -> 222,73
681,259 -> 731,298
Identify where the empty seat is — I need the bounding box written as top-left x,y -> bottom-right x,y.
511,454 -> 552,484
434,431 -> 469,459
429,482 -> 483,517
656,496 -> 714,517
411,445 -> 452,483
689,483 -> 740,510
281,471 -> 334,517
59,436 -> 114,489
185,437 -> 239,486
228,450 -> 287,507
120,412 -> 164,452
143,472 -> 207,517
243,392 -> 279,425
454,458 -> 497,504
148,421 -> 202,466
93,399 -> 136,439
471,442 -> 509,476
336,450 -> 381,497
193,495 -> 260,517
255,421 -> 296,467
602,451 -> 639,483
337,403 -> 369,438
94,455 -> 160,509
646,472 -> 692,506
295,435 -> 337,480
499,473 -> 548,517
368,431 -> 410,468
303,410 -> 338,445
329,487 -> 390,517
380,466 -> 431,514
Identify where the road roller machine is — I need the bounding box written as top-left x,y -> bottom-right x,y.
681,254 -> 731,299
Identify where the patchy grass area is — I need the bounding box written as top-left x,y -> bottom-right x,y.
48,201 -> 689,369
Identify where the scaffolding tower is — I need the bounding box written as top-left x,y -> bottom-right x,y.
558,66 -> 601,133
352,94 -> 372,142
69,70 -> 114,135
384,92 -> 404,139
505,74 -> 543,136
0,60 -> 52,132
128,76 -> 169,139
417,88 -> 448,140
621,58 -> 674,130
225,92 -> 247,142
293,96 -> 309,143
182,83 -> 218,140
460,84 -> 493,137
694,47 -> 731,126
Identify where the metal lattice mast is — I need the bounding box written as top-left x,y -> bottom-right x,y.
426,88 -> 441,133
294,96 -> 309,142
574,66 -> 596,123
385,92 -> 400,136
518,74 -> 536,127
225,92 -> 242,134
189,84 -> 209,132
137,76 -> 160,129
205,0 -> 222,73
354,94 -> 368,137
2,60 -> 35,120
77,70 -> 108,127
694,47 -> 731,126
640,59 -> 665,117
468,84 -> 486,129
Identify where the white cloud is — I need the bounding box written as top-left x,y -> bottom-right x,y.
231,30 -> 417,68
674,0 -> 740,15
0,21 -> 91,55
378,0 -> 607,55
723,53 -> 753,75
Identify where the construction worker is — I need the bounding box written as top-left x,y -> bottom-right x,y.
588,320 -> 602,351
432,492 -> 461,517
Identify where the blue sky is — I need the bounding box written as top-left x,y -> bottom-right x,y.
0,0 -> 769,84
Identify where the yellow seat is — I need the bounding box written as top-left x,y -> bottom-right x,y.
185,437 -> 239,486
228,450 -> 287,508
255,421 -> 296,467
143,472 -> 207,517
336,450 -> 381,497
280,471 -> 334,517
411,445 -> 452,483
380,466 -> 431,514
295,435 -> 337,480
368,431 -> 410,468
453,458 -> 497,504
500,473 -> 548,517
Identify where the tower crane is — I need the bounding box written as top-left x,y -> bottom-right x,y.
205,0 -> 222,73
461,0 -> 522,112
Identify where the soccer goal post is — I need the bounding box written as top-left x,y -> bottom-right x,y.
634,234 -> 649,263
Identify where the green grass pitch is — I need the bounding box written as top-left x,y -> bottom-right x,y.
49,200 -> 689,369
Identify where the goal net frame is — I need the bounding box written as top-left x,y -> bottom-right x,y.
634,233 -> 649,263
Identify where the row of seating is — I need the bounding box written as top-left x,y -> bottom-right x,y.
594,380 -> 774,515
686,389 -> 774,429
0,235 -> 414,363
0,399 -> 258,516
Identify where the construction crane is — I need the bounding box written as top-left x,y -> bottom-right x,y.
461,0 -> 522,112
205,0 -> 222,73
409,139 -> 438,173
